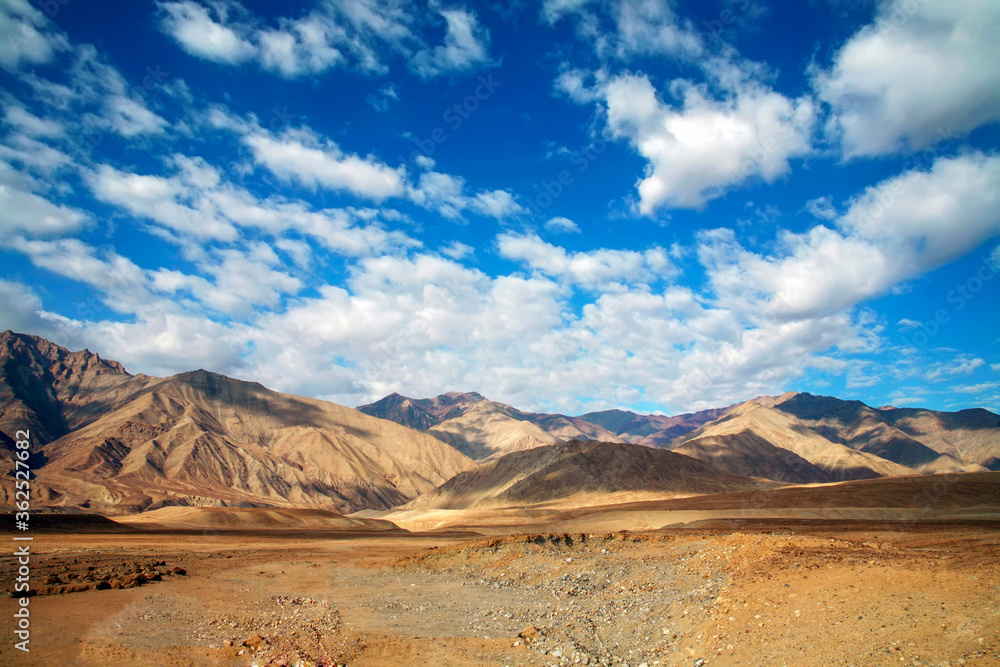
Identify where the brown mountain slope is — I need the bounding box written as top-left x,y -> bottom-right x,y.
876,406 -> 1000,470
771,392 -> 989,472
357,391 -> 486,431
509,410 -> 624,443
579,406 -> 732,447
405,439 -> 777,510
427,399 -> 562,461
1,334 -> 476,513
0,330 -> 157,444
674,401 -> 915,481
673,429 -> 837,484
358,391 -> 622,451
32,369 -> 477,513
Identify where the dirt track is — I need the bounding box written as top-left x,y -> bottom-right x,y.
2,521 -> 999,666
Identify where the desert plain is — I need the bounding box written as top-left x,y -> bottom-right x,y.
3,472 -> 1000,667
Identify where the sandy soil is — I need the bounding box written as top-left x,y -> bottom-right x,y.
2,520 -> 999,667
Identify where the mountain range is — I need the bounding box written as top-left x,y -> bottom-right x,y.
2,331 -> 999,516
0,331 -> 474,513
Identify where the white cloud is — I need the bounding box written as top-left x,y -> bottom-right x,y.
701,152 -> 1000,321
153,246 -> 303,317
408,170 -> 524,220
90,155 -> 417,257
158,1 -> 256,65
90,163 -> 239,242
603,72 -> 815,212
924,356 -> 986,382
614,0 -> 702,59
804,195 -> 837,221
546,216 -> 581,233
542,0 -> 596,25
411,8 -> 490,78
0,169 -> 87,235
104,95 -> 169,136
0,0 -> 66,71
3,102 -> 63,137
0,279 -> 66,338
9,236 -> 154,314
815,0 -> 1000,157
440,241 -> 473,260
244,128 -> 404,200
78,313 -> 250,379
158,0 -> 490,79
258,14 -> 344,77
0,134 -> 71,174
498,233 -> 671,290
469,190 -> 525,218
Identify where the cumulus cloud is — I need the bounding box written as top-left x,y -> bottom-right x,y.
244,128 -> 405,201
613,0 -> 702,59
411,8 -> 490,78
701,152 -> 1000,321
545,216 -> 581,233
158,1 -> 256,65
804,195 -> 837,221
408,170 -> 524,220
603,72 -> 815,212
543,0 -> 702,62
90,155 -> 417,257
0,0 -> 67,71
498,233 -> 671,290
158,0 -> 491,79
0,169 -> 87,235
2,102 -> 64,137
814,0 -> 1000,157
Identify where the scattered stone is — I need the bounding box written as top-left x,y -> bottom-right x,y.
519,626 -> 540,643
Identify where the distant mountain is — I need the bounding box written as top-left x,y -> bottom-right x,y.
874,405 -> 1000,471
673,429 -> 836,484
770,392 -> 999,472
671,393 -> 993,482
426,399 -> 562,461
359,392 -> 622,461
580,406 -> 732,447
357,391 -> 486,431
0,332 -> 476,513
405,439 -> 776,510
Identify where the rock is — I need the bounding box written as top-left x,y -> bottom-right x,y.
95,580 -> 111,590
44,575 -> 62,585
171,566 -> 187,576
694,660 -> 705,667
109,578 -> 122,590
122,573 -> 147,588
243,633 -> 265,650
518,626 -> 540,643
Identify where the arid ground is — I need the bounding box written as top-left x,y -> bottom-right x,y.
3,512 -> 1000,667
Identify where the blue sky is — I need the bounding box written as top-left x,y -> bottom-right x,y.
0,0 -> 998,415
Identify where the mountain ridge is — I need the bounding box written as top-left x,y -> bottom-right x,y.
0,331 -> 477,514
